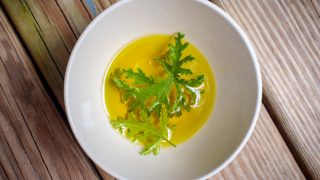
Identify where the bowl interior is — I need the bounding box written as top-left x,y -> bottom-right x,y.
65,0 -> 261,179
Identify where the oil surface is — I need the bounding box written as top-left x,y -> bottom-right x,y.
104,34 -> 216,145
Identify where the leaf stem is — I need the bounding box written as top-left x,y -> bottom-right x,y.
162,137 -> 176,147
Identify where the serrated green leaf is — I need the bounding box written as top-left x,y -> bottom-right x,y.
110,32 -> 206,155
112,33 -> 205,117
111,109 -> 175,155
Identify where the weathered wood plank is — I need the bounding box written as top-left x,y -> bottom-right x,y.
0,0 -> 118,108
214,106 -> 304,179
0,8 -> 99,179
1,0 -> 92,108
95,0 -> 113,11
210,0 -> 320,178
0,122 -> 24,180
0,161 -> 8,180
56,0 -> 92,35
1,1 -> 116,179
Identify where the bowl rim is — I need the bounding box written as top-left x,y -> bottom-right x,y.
64,0 -> 262,179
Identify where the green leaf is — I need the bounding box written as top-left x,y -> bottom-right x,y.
112,33 -> 205,117
111,109 -> 175,155
110,32 -> 206,155
122,68 -> 154,85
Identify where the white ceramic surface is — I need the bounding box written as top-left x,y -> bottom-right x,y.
64,0 -> 262,179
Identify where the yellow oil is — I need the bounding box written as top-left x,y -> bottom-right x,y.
104,34 -> 216,145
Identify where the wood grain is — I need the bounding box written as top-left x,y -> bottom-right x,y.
0,1 -> 116,179
0,8 -> 99,179
210,0 -> 320,178
0,1 -> 118,108
214,106 -> 304,179
0,0 -> 307,179
1,0 -> 93,108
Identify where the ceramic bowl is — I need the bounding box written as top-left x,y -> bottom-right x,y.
64,0 -> 262,179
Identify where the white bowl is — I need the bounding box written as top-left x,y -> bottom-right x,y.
64,0 -> 262,179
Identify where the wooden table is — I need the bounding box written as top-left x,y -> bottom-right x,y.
0,0 -> 319,179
